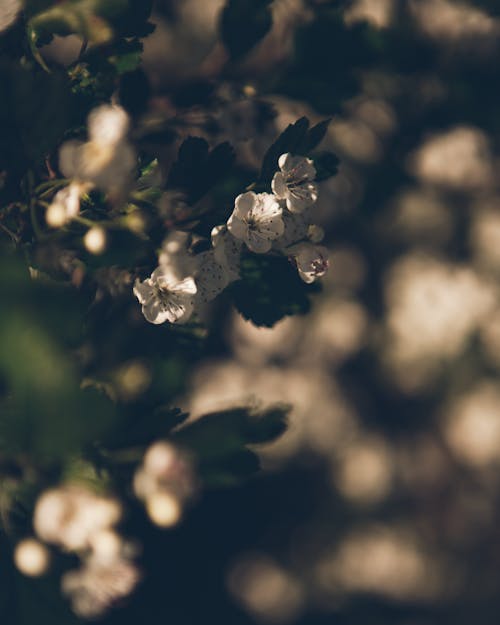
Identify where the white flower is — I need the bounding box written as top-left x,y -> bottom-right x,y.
227,192 -> 284,254
45,182 -> 86,227
33,487 -> 122,552
193,250 -> 232,305
59,104 -> 136,198
158,231 -> 196,278
133,266 -> 197,325
272,211 -> 309,251
271,153 -> 318,213
289,242 -> 329,283
211,225 -> 242,281
62,556 -> 140,619
87,104 -> 130,147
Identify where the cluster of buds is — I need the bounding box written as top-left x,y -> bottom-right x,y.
133,441 -> 197,528
14,485 -> 141,620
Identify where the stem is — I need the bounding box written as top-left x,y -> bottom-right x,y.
27,172 -> 44,240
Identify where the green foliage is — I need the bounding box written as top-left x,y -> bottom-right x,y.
167,137 -> 236,204
0,254 -> 116,463
220,0 -> 273,59
175,405 -> 289,487
28,0 -> 154,47
230,254 -> 319,327
0,62 -> 72,172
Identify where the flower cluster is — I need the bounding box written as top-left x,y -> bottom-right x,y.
23,485 -> 141,619
134,152 -> 329,325
133,441 -> 197,528
46,104 -> 136,228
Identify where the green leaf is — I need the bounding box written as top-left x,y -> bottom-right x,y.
220,0 -> 273,59
0,62 -> 72,172
313,151 -> 340,181
167,137 -> 235,204
259,117 -> 310,186
174,405 -> 289,486
230,253 -> 319,327
300,118 -> 332,153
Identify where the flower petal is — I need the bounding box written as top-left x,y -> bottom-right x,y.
246,231 -> 272,254
271,172 -> 288,199
252,193 -> 282,221
258,215 -> 285,239
227,215 -> 248,241
142,298 -> 170,324
233,192 -> 255,220
133,278 -> 154,305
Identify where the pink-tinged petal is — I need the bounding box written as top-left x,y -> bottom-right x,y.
227,214 -> 248,241
233,192 -> 256,219
133,279 -> 154,305
293,243 -> 329,283
246,231 -> 272,254
271,172 -> 287,199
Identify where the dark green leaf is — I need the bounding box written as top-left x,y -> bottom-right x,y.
313,151 -> 340,181
220,0 -> 273,59
230,253 -> 319,327
259,117 -> 310,186
167,137 -> 235,204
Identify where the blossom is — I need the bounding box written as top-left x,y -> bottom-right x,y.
289,242 -> 329,283
62,556 -> 141,619
33,487 -> 122,552
211,225 -> 242,281
158,230 -> 196,278
133,266 -> 197,325
227,192 -> 284,253
59,104 -> 136,198
194,251 -> 232,305
271,153 -> 318,213
45,182 -> 87,227
273,211 -> 309,250
133,440 -> 196,528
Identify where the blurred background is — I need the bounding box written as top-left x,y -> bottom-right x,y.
18,1 -> 500,624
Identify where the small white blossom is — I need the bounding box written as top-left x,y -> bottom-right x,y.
273,211 -> 309,251
33,487 -> 122,552
84,226 -> 107,255
45,182 -> 86,227
59,105 -> 136,198
158,231 -> 196,278
87,104 -> 130,147
62,556 -> 140,619
133,267 -> 197,325
272,153 -> 318,213
211,225 -> 242,281
289,242 -> 329,283
227,191 -> 284,254
193,250 -> 232,305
